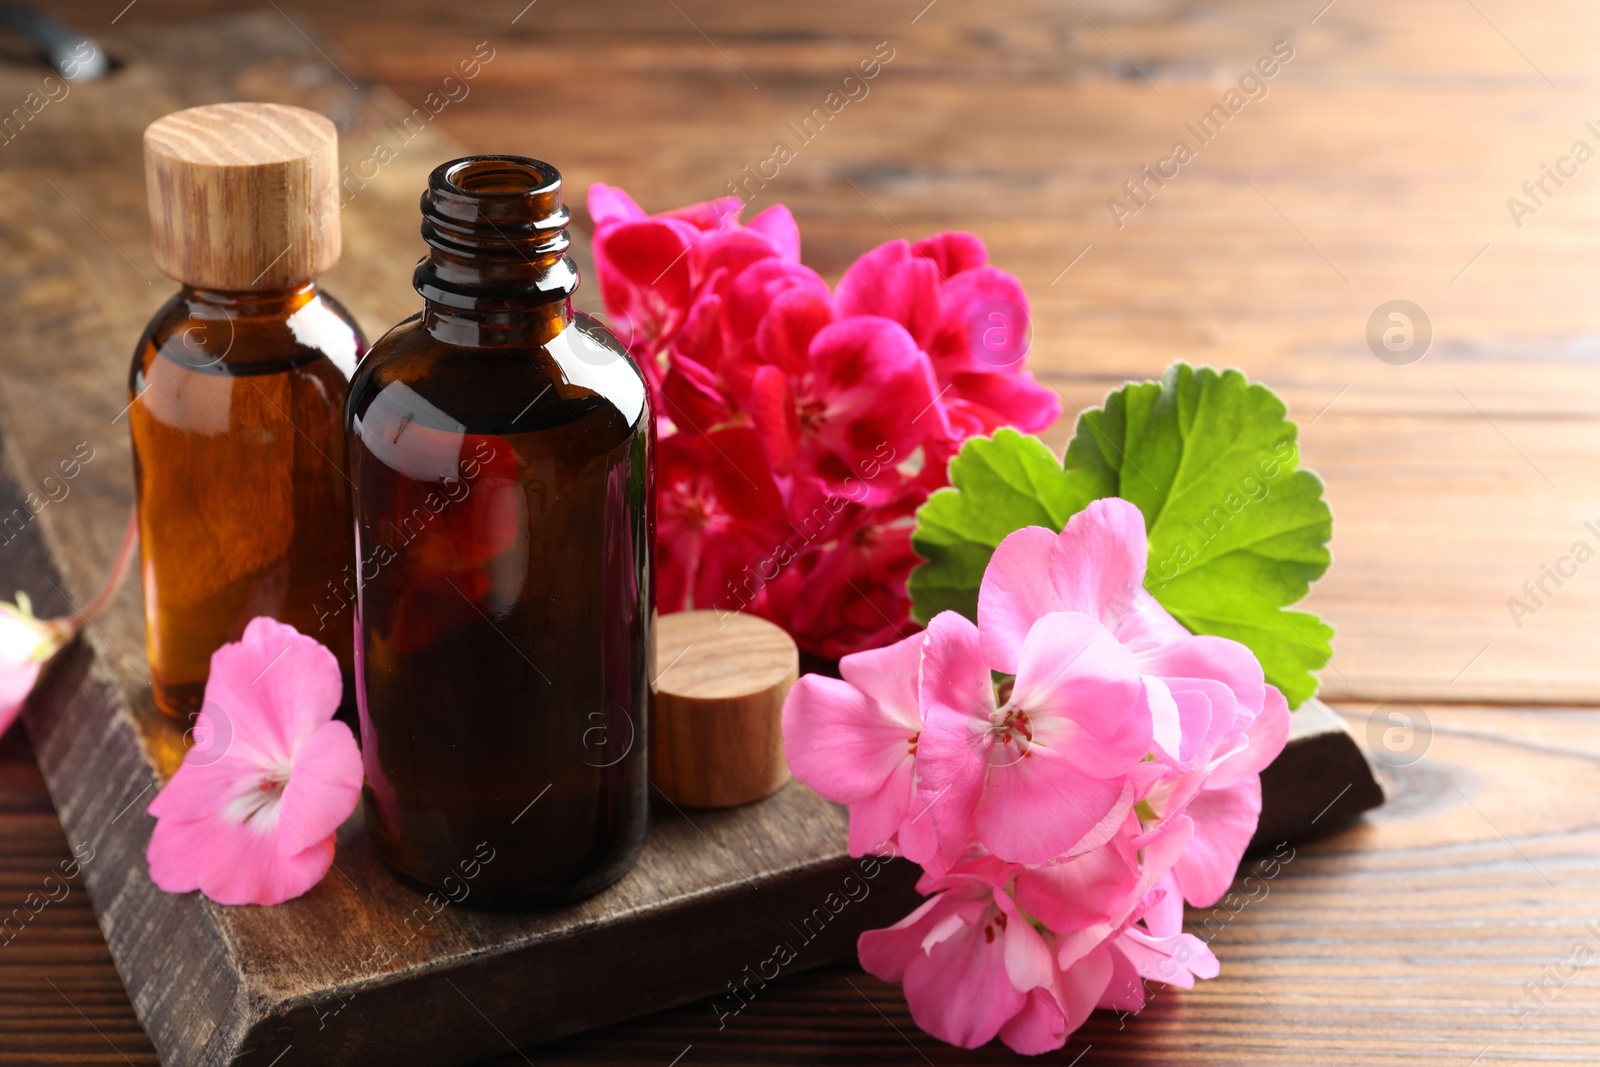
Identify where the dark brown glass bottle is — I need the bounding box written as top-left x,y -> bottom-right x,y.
131,103 -> 362,720
347,156 -> 652,906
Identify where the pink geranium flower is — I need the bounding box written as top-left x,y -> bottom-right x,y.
1097,872 -> 1219,1012
916,609 -> 1154,866
147,617 -> 362,906
0,509 -> 138,736
656,427 -> 788,614
0,596 -> 72,734
587,184 -> 798,392
590,183 -> 1061,660
858,856 -> 1058,1052
834,234 -> 1060,437
977,497 -> 1291,904
761,517 -> 920,660
782,630 -> 937,864
782,489 -> 1290,1052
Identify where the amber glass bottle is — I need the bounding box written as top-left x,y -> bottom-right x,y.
131,103 -> 362,721
347,156 -> 652,906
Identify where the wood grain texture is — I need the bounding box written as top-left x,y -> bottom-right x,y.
1,0 -> 1598,1064
653,611 -> 797,809
144,102 -> 341,289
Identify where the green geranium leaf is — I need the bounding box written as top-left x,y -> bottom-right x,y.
909,363 -> 1334,708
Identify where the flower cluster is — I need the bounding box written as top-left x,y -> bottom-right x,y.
588,185 -> 1059,658
782,498 -> 1290,1053
147,617 -> 362,906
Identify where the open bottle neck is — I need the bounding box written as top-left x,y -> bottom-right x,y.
414,155 -> 579,347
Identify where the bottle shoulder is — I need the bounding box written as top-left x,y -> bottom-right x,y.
132,287 -> 366,385
347,312 -> 651,441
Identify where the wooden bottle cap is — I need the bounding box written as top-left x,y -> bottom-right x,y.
143,102 -> 341,291
652,611 -> 798,809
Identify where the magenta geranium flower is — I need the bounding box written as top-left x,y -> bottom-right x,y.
656,427 -> 788,614
588,182 -> 1060,660
588,183 -> 798,391
146,616 -> 362,906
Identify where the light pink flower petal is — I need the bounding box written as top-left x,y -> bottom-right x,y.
147,812 -> 225,894
1098,938 -> 1147,1012
1117,926 -> 1219,989
1010,612 -> 1152,777
149,809 -> 335,907
977,525 -> 1063,673
1052,814 -> 1194,970
838,628 -> 924,728
782,674 -> 914,804
848,770 -> 913,858
1172,776 -> 1263,907
1146,676 -> 1183,763
275,720 -> 362,858
1003,915 -> 1055,994
1104,588 -> 1192,654
976,756 -> 1129,866
147,620 -> 358,906
1151,682 -> 1219,770
147,754 -> 264,823
858,892 -> 954,983
1135,632 -> 1266,719
200,823 -> 336,906
996,985 -> 1068,1056
903,912 -> 1026,1050
1013,837 -> 1140,934
999,942 -> 1113,1055
1131,813 -> 1195,892
1210,683 -> 1291,789
1047,497 -> 1149,622
895,784 -> 944,870
0,607 -> 50,734
1057,942 -> 1115,1031
914,611 -> 996,862
1142,872 -> 1186,939
202,616 -> 343,766
0,662 -> 41,736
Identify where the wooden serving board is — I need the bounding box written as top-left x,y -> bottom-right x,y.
0,12 -> 923,1066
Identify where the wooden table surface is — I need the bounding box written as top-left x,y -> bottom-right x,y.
6,0 -> 1600,1062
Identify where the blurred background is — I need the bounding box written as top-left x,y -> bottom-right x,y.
28,0 -> 1598,706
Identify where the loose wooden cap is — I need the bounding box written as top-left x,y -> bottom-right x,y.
144,102 -> 341,290
652,611 -> 798,810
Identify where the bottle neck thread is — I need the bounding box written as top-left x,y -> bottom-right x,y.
415,156 -> 578,335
